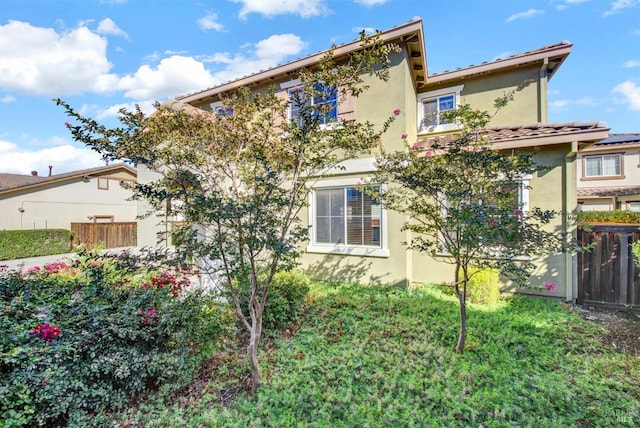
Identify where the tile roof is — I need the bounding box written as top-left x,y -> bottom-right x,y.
417,121 -> 609,150
578,186 -> 640,198
426,41 -> 572,87
0,163 -> 136,193
581,133 -> 640,152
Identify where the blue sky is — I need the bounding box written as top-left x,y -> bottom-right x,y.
0,0 -> 638,175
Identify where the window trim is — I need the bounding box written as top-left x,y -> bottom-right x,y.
417,85 -> 464,134
306,178 -> 389,258
581,153 -> 624,180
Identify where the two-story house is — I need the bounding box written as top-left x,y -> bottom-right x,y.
577,133 -> 640,211
137,18 -> 608,302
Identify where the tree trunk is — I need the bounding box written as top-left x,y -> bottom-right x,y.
455,290 -> 467,353
454,263 -> 467,353
247,315 -> 262,393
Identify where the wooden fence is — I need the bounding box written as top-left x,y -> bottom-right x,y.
577,224 -> 640,308
71,222 -> 137,250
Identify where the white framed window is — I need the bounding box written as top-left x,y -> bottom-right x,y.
288,83 -> 337,127
417,85 -> 464,134
584,154 -> 622,178
307,178 -> 388,257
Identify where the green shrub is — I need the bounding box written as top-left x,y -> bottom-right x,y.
0,252 -> 233,427
578,210 -> 640,224
263,269 -> 310,331
461,267 -> 501,305
0,229 -> 72,260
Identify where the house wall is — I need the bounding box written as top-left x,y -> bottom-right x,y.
0,175 -> 136,231
577,145 -> 640,211
420,65 -> 543,131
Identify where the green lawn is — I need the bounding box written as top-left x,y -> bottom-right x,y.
124,283 -> 640,427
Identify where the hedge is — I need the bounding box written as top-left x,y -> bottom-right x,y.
0,229 -> 72,261
577,210 -> 640,225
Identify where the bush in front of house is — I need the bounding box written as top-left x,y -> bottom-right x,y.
263,269 -> 311,331
578,210 -> 640,224
463,267 -> 501,305
0,229 -> 72,261
0,251 -> 233,427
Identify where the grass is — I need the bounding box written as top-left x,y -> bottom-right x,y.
118,282 -> 640,427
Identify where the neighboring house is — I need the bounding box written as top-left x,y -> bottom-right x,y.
577,133 -> 640,211
138,18 -> 608,301
0,163 -> 137,231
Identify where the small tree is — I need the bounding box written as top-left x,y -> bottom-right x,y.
57,33 -> 399,391
371,88 -> 580,353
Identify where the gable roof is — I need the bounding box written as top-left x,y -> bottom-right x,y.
0,163 -> 137,195
417,121 -> 609,151
177,17 -> 427,105
425,41 -> 572,87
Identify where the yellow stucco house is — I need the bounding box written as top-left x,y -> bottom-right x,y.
137,18 -> 609,302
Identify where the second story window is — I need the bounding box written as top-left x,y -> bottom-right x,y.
585,154 -> 622,178
289,84 -> 337,127
417,85 -> 464,134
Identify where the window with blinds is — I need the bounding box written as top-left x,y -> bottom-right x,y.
315,186 -> 381,247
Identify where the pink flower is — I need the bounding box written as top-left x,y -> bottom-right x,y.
489,218 -> 498,228
355,180 -> 363,187
401,133 -> 408,139
27,266 -> 41,273
425,149 -> 434,157
513,209 -> 523,217
393,108 -> 401,116
64,122 -> 72,129
411,142 -> 419,150
29,323 -> 61,342
543,282 -> 557,292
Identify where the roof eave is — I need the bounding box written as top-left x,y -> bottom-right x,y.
490,127 -> 610,150
178,18 -> 427,104
426,42 -> 573,86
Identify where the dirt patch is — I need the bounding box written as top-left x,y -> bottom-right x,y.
577,305 -> 640,355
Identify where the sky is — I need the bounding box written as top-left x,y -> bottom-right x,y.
0,0 -> 638,175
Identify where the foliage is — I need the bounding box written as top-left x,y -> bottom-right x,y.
578,210 -> 640,224
462,267 -> 501,305
369,86 -> 581,352
0,229 -> 72,261
262,269 -> 310,332
116,282 -> 640,427
0,251 -> 232,427
57,32 -> 399,391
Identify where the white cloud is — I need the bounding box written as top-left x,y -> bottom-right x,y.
613,80 -> 640,110
550,99 -> 570,109
197,13 -> 224,32
603,0 -> 638,17
492,51 -> 512,61
506,9 -> 544,23
623,59 -> 640,68
96,18 -> 129,39
95,100 -> 157,120
201,33 -> 307,85
231,0 -> 329,18
0,139 -> 104,175
0,20 -> 117,96
353,0 -> 389,5
352,26 -> 376,35
0,95 -> 15,103
117,56 -> 217,100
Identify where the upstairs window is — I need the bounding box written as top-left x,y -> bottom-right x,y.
417,85 -> 464,134
289,84 -> 337,127
584,154 -> 622,178
210,101 -> 233,117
